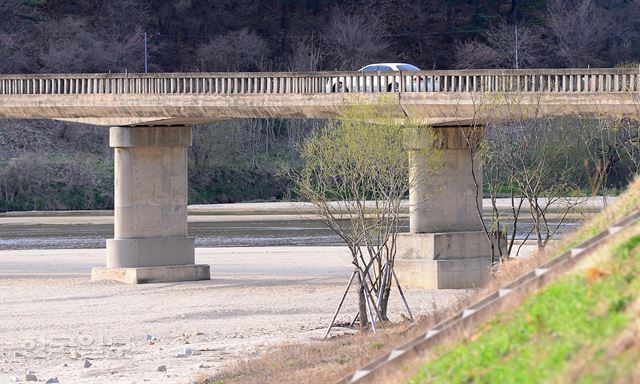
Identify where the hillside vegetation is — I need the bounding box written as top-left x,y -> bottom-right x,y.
1,0 -> 639,211
0,119 -> 322,211
1,0 -> 639,74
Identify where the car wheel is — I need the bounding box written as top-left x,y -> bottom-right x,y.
332,82 -> 350,93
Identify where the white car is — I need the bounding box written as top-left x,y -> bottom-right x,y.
328,63 -> 437,92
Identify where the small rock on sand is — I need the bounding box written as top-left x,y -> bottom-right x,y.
14,352 -> 23,357
45,378 -> 60,384
146,334 -> 158,345
157,365 -> 167,372
83,359 -> 92,368
25,374 -> 37,382
185,348 -> 201,356
176,347 -> 200,358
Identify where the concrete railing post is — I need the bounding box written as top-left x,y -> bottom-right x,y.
91,126 -> 210,284
394,126 -> 493,289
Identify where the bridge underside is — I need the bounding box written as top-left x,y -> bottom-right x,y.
1,92 -> 638,127
86,123 -> 497,287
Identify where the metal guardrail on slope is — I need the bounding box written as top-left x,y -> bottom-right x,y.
337,210 -> 640,384
0,68 -> 639,96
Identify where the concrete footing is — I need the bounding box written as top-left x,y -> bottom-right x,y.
394,258 -> 492,289
395,232 -> 492,289
92,264 -> 211,284
106,237 -> 195,268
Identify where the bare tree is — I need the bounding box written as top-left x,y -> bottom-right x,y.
455,22 -> 544,69
485,22 -> 545,69
577,118 -> 620,197
454,40 -> 502,69
617,119 -> 640,176
196,28 -> 269,72
490,116 -> 586,252
288,34 -> 322,72
461,94 -> 588,259
293,98 -> 439,330
547,0 -> 613,67
321,9 -> 389,70
36,17 -> 104,73
101,27 -> 146,72
579,116 -> 640,192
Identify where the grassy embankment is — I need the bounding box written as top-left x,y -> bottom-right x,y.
404,178 -> 640,384
199,178 -> 639,384
407,230 -> 639,383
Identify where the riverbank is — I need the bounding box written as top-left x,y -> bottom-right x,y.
0,247 -> 472,383
0,196 -> 615,220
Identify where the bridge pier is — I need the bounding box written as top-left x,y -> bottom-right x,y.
91,126 -> 210,284
395,127 -> 493,289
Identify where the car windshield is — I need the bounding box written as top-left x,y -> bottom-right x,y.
360,65 -> 379,72
397,64 -> 420,71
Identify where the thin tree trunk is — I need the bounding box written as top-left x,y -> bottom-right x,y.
356,271 -> 368,330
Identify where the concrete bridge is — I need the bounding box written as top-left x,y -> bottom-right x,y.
1,68 -> 638,287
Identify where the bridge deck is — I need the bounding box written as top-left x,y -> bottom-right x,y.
1,68 -> 639,125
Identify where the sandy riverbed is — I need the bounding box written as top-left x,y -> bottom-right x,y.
0,198 -> 584,382
0,247 -> 472,383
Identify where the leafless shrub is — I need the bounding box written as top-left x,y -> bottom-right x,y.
288,34 -> 322,72
101,27 -> 145,72
36,17 -> 104,73
455,22 -> 545,69
484,22 -> 545,68
0,153 -> 112,211
196,28 -> 269,72
546,0 -> 613,67
321,9 -> 389,70
454,40 -> 501,69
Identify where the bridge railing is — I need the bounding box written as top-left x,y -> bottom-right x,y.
1,68 -> 638,95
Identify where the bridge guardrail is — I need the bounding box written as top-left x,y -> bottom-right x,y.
1,68 -> 639,96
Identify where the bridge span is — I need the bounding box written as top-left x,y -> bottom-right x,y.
1,68 -> 638,287
1,68 -> 639,125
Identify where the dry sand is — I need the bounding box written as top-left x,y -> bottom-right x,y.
0,198 -> 574,382
0,247 -> 472,383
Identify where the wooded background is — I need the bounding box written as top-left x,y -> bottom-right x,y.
1,0 -> 639,211
1,0 -> 639,73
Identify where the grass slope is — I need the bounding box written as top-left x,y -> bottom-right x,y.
407,179 -> 640,384
408,231 -> 639,383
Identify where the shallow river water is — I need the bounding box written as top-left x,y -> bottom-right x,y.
0,218 -> 581,250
